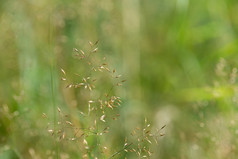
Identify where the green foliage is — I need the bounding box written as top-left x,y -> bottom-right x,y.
1,0 -> 238,159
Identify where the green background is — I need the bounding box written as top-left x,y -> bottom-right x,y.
1,0 -> 238,158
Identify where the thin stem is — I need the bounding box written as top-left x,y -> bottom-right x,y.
48,8 -> 59,159
108,143 -> 133,159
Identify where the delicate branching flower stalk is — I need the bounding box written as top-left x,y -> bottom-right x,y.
43,40 -> 164,158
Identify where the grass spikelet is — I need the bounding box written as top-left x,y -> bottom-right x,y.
60,68 -> 66,75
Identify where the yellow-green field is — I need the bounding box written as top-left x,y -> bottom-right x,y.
1,0 -> 238,158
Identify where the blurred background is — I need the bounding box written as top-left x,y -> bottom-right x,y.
1,0 -> 238,158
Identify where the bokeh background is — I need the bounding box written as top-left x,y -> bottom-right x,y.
1,0 -> 238,158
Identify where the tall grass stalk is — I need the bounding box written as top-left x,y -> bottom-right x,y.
48,10 -> 59,159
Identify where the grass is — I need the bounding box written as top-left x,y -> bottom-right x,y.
1,0 -> 238,158
41,41 -> 165,158
0,40 -> 164,159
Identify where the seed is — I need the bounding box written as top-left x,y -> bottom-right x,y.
92,48 -> 98,53
60,68 -> 66,75
73,48 -> 78,52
